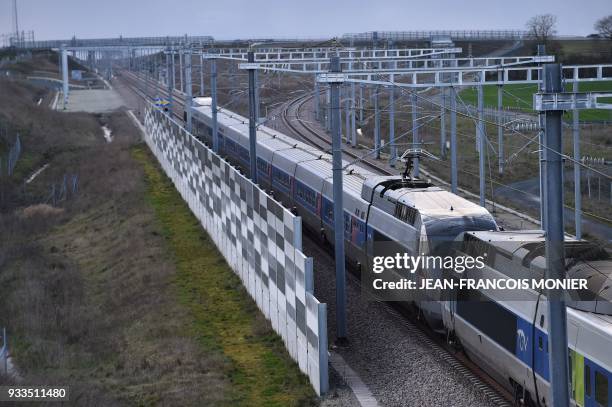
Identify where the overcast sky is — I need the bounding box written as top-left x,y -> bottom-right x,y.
2,0 -> 610,40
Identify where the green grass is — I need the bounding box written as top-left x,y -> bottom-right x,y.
459,81 -> 612,121
132,146 -> 316,407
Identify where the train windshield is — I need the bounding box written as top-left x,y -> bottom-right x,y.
424,215 -> 497,255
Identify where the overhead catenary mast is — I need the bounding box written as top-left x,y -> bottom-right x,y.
12,0 -> 20,43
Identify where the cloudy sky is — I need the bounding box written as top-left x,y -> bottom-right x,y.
1,0 -> 610,40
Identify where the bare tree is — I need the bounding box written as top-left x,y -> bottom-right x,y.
526,14 -> 557,43
594,15 -> 612,39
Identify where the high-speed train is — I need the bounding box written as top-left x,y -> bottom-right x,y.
188,98 -> 612,406
190,97 -> 497,326
449,230 -> 612,407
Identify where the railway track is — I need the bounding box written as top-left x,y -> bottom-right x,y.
119,70 -> 187,123
279,93 -> 396,176
122,71 -> 515,407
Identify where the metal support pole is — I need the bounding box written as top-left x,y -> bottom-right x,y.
329,56 -> 347,344
326,87 -> 331,131
247,52 -> 258,183
166,49 -> 173,116
539,112 -> 547,230
211,57 -> 219,153
477,84 -> 486,207
255,70 -> 260,123
359,83 -> 364,123
350,82 -> 356,147
171,47 -> 176,91
542,63 -> 570,407
314,76 -> 320,121
343,86 -> 348,143
440,88 -> 446,159
200,53 -> 204,96
412,91 -> 419,176
155,51 -> 160,98
145,50 -> 150,100
572,76 -> 581,239
498,80 -> 504,174
450,87 -> 458,193
185,49 -> 192,133
61,44 -> 68,109
389,76 -> 396,166
374,85 -> 380,159
179,48 -> 184,92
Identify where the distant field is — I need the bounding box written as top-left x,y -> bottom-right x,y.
559,40 -> 612,61
459,81 -> 612,122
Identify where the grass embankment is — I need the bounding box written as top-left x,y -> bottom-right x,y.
459,81 -> 612,121
0,57 -> 315,405
133,146 -> 315,407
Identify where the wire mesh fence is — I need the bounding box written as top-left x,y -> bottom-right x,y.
44,174 -> 79,206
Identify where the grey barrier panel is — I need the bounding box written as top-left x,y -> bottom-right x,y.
143,104 -> 328,396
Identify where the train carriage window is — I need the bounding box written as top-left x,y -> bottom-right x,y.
326,206 -> 333,223
296,182 -> 316,208
272,167 -> 291,189
456,289 -> 517,354
595,371 -> 608,406
586,365 -> 592,397
257,158 -> 269,174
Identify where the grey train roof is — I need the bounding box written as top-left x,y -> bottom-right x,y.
466,230 -> 612,315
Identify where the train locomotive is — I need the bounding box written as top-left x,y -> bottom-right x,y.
189,97 -> 612,406
449,230 -> 611,407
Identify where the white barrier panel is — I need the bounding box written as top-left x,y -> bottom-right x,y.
143,105 -> 329,396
